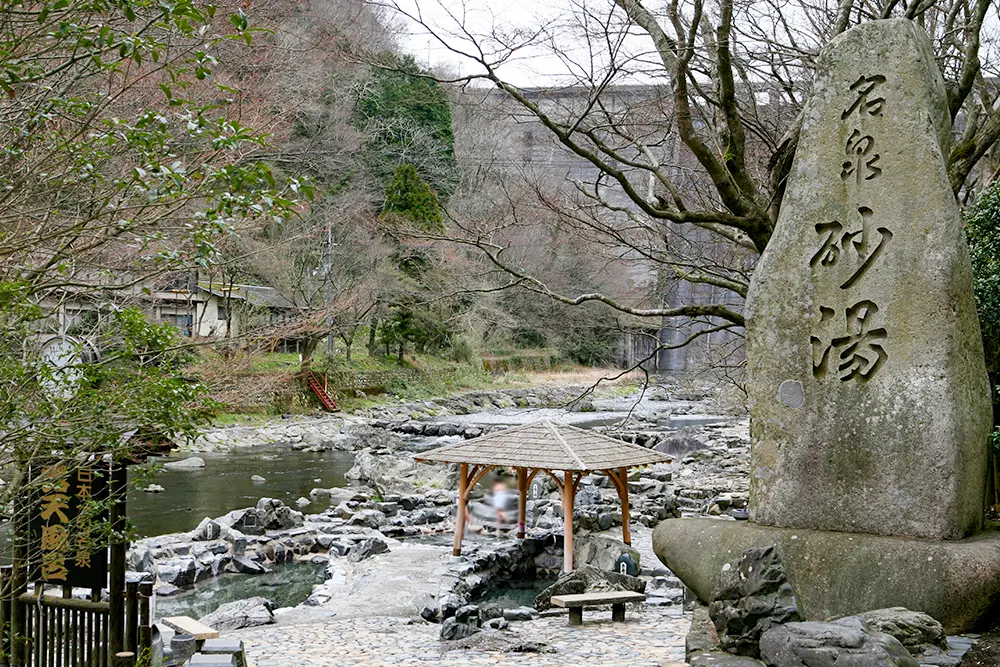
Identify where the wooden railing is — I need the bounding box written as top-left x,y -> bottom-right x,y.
0,568 -> 152,667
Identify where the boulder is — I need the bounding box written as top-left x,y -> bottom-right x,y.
127,547 -> 156,576
442,631 -> 550,654
347,538 -> 389,563
348,509 -> 386,529
759,617 -> 920,667
192,518 -> 222,542
345,450 -> 456,496
503,607 -> 534,622
576,485 -> 602,506
251,475 -> 266,484
309,488 -> 332,501
653,518 -> 1000,633
157,558 -> 197,588
218,508 -> 265,536
709,546 -> 802,657
647,575 -> 684,597
163,457 -> 206,470
654,435 -> 708,458
199,597 -> 274,632
226,556 -> 269,575
573,536 -> 641,573
484,618 -> 509,631
533,565 -> 645,610
440,617 -> 479,641
255,498 -> 303,530
857,608 -> 947,651
744,19 -> 990,540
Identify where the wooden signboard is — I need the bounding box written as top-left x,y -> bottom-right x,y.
28,462 -> 111,590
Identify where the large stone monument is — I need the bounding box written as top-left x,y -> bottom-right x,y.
654,19 -> 1000,632
746,18 -> 991,540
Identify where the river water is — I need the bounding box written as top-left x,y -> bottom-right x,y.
127,394 -> 729,538
127,446 -> 356,538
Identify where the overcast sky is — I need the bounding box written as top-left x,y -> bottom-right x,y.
393,0 -> 663,87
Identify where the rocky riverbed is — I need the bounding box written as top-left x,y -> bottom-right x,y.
135,378 -> 756,664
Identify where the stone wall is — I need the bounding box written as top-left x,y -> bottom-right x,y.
324,368 -> 425,394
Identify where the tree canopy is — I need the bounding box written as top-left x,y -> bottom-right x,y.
375,0 -> 1000,354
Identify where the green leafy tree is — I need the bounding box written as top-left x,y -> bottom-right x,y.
966,183 -> 1000,508
967,183 -> 1000,374
355,54 -> 459,201
382,163 -> 445,233
0,0 -> 304,625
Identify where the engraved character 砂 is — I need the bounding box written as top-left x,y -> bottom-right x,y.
809,207 -> 893,289
811,300 -> 888,382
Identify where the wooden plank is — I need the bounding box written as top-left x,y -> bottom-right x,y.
16,595 -> 107,613
161,617 -> 219,641
549,591 -> 646,608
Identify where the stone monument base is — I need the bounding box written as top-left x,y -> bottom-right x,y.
653,519 -> 1000,633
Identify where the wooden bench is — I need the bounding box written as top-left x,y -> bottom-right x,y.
550,591 -> 647,626
161,616 -> 220,641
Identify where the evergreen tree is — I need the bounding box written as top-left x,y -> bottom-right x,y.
382,164 -> 444,233
355,54 -> 459,201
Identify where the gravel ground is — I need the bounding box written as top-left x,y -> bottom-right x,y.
237,606 -> 689,667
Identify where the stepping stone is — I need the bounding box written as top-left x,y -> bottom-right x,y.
188,654 -> 235,667
200,638 -> 247,667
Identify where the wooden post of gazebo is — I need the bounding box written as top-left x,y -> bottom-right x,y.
516,467 -> 528,539
453,463 -> 469,557
618,467 -> 631,546
563,470 -> 574,572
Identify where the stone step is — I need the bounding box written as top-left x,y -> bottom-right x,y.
187,653 -> 235,667
199,638 -> 248,667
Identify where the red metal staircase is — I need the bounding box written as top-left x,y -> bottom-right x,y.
305,371 -> 338,411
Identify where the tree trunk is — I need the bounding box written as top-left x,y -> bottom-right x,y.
300,336 -> 321,372
398,341 -> 405,365
368,318 -> 379,355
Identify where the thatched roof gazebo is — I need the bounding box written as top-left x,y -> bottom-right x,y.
415,420 -> 672,572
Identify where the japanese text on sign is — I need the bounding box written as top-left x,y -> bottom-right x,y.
810,74 -> 892,383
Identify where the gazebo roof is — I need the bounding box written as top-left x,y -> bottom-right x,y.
414,420 -> 671,472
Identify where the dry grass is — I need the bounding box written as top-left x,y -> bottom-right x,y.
494,367 -> 646,389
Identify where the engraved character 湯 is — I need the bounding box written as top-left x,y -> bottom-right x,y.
811,300 -> 888,382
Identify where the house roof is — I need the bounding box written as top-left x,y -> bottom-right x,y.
198,283 -> 298,310
415,420 -> 671,472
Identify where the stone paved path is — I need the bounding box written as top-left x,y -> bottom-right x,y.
237,606 -> 690,666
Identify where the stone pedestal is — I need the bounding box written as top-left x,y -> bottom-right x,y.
653,518 -> 1000,633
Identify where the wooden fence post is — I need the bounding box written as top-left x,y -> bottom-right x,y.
137,582 -> 152,656
108,464 -> 128,664
0,565 -> 12,664
124,581 -> 138,654
10,490 -> 28,667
